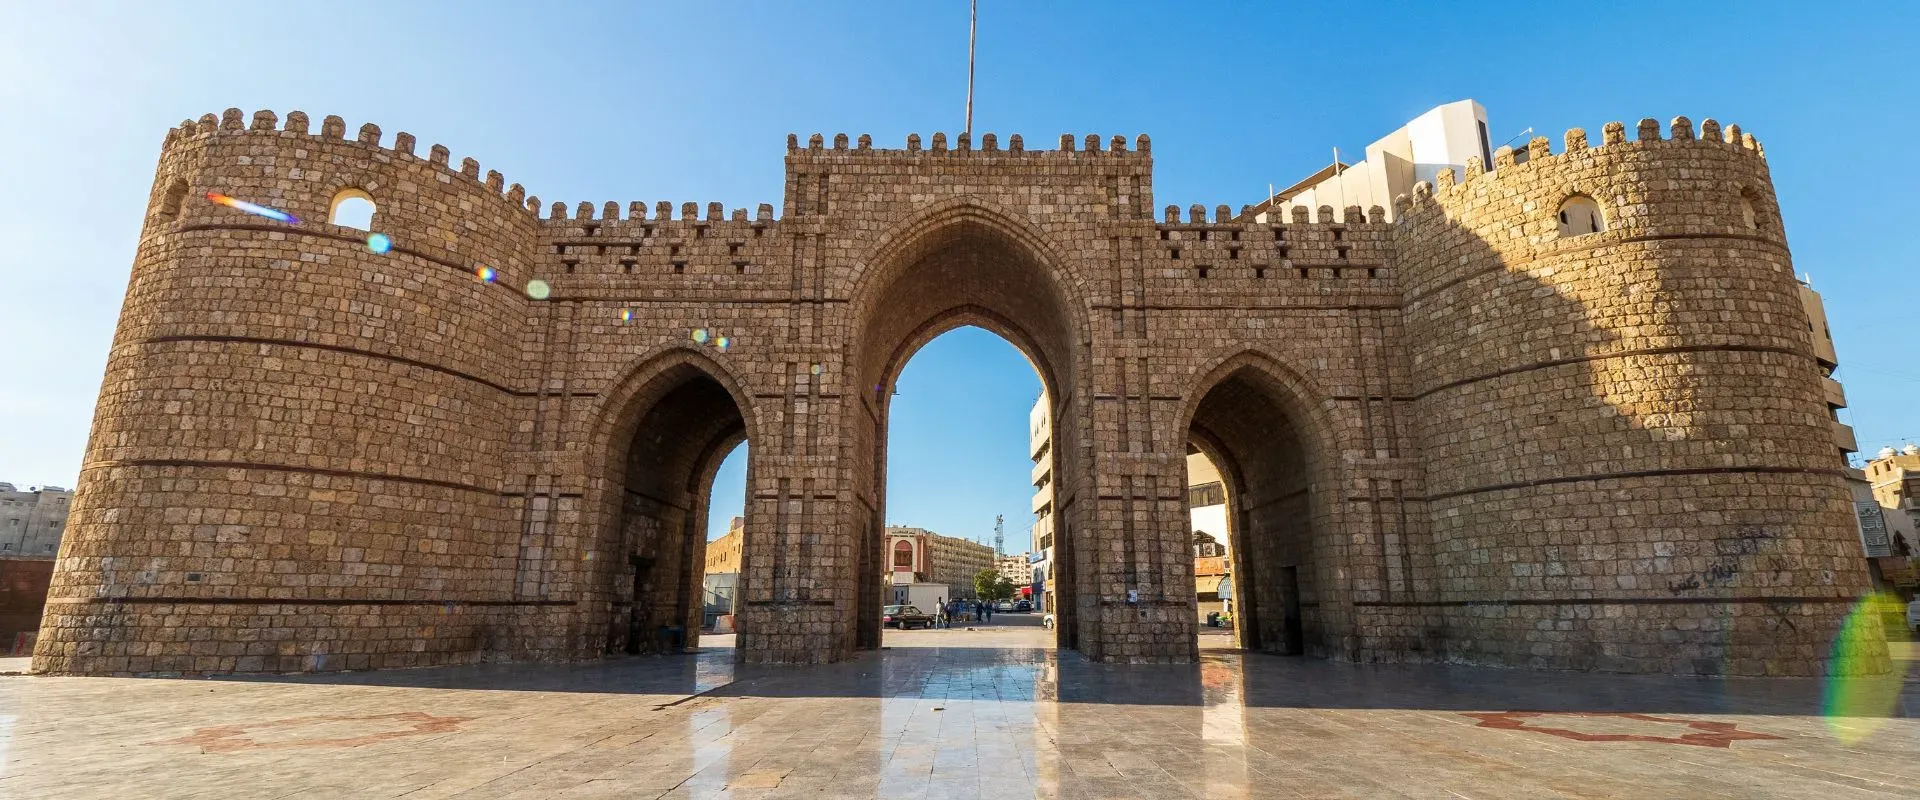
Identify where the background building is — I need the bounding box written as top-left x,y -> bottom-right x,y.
0,483 -> 66,654
703,516 -> 744,576
886,525 -> 994,601
1867,445 -> 1920,544
996,552 -> 1034,594
1865,445 -> 1920,596
700,516 -> 744,629
0,484 -> 70,556
1796,280 -> 1859,461
1029,394 -> 1055,612
1244,100 -> 1492,224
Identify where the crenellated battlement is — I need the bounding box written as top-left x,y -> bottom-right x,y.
534,200 -> 779,224
1156,203 -> 1388,226
1398,115 -> 1768,217
163,107 -> 543,219
783,131 -> 1152,158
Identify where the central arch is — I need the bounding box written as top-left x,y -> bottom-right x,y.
845,200 -> 1093,653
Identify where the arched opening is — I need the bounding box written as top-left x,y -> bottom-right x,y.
697,441 -> 749,638
850,205 -> 1087,653
157,178 -> 188,220
590,354 -> 753,657
1187,446 -> 1235,644
1184,359 -> 1330,656
879,326 -> 1046,639
1739,188 -> 1768,230
1556,194 -> 1605,237
329,188 -> 377,230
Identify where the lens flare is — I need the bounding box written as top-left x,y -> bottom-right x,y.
620,308 -> 634,322
691,328 -> 710,344
714,336 -> 731,351
366,233 -> 393,254
810,363 -> 823,376
474,265 -> 497,283
1822,591 -> 1905,744
205,192 -> 299,224
526,279 -> 552,300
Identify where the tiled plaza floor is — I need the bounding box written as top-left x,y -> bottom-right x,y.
1,621 -> 1916,799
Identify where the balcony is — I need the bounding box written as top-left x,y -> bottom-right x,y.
1823,377 -> 1847,410
1031,481 -> 1053,514
1832,421 -> 1858,455
1031,457 -> 1051,486
1029,432 -> 1050,461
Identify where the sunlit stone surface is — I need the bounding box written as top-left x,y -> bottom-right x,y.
3,622 -> 1914,798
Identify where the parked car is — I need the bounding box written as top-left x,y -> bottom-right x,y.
1013,600 -> 1032,612
996,601 -> 1014,612
882,604 -> 935,630
1908,599 -> 1920,633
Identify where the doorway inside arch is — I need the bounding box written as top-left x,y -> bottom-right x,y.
1185,364 -> 1324,656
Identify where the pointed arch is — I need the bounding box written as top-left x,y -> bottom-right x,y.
576,344 -> 762,658
1178,346 -> 1348,656
846,198 -> 1095,652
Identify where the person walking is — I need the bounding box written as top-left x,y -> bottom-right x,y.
983,600 -> 993,624
935,598 -> 947,629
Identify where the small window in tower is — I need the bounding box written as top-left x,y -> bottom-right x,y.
1556,195 -> 1605,237
158,178 -> 189,219
329,188 -> 377,231
1739,188 -> 1768,230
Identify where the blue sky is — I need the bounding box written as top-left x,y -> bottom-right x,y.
2,3 -> 1916,549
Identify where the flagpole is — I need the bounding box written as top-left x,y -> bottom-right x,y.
966,0 -> 977,139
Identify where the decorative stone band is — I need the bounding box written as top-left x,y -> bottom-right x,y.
82,457 -> 584,499
140,335 -> 537,397
1421,465 -> 1849,503
45,597 -> 575,607
1410,343 -> 1816,400
1353,596 -> 1855,608
1403,232 -> 1788,306
171,223 -> 508,287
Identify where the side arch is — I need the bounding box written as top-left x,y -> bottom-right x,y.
1176,346 -> 1352,657
573,345 -> 763,658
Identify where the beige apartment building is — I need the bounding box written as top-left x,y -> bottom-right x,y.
1867,446 -> 1920,551
703,516 -> 745,576
886,526 -> 994,600
996,553 -> 1034,587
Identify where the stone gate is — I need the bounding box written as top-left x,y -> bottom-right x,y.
33,109 -> 1880,677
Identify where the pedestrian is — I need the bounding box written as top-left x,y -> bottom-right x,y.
935,598 -> 947,629
983,600 -> 993,624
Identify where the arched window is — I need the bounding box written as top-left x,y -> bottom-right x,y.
1556,195 -> 1605,237
892,540 -> 915,569
329,188 -> 376,230
158,178 -> 188,219
1739,188 -> 1767,230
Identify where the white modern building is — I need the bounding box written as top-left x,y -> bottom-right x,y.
1247,99 -> 1494,224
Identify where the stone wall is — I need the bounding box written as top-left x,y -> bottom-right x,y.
32,110 -> 1881,677
1395,119 -> 1873,675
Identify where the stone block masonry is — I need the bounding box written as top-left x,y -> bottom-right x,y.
32,109 -> 1883,677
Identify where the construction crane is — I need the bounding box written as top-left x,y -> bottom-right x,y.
994,514 -> 1004,557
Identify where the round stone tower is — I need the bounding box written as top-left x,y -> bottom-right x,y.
33,109 -> 544,675
1393,117 -> 1877,676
